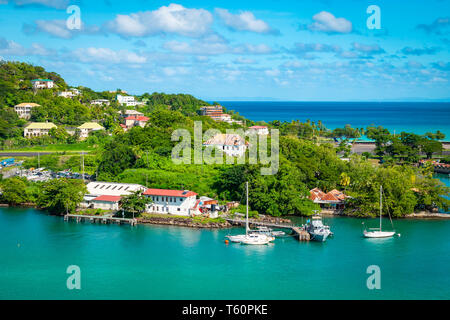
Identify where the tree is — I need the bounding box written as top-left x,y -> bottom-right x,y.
119,190 -> 152,218
37,178 -> 87,215
0,177 -> 29,205
420,139 -> 443,159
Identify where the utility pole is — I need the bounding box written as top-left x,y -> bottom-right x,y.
81,151 -> 85,183
37,153 -> 40,168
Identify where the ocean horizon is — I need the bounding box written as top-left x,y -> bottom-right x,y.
217,101 -> 450,139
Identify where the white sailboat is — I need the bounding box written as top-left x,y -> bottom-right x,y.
226,182 -> 271,245
363,185 -> 396,238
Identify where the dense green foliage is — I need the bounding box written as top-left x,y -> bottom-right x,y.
1,61 -> 448,217
37,178 -> 86,215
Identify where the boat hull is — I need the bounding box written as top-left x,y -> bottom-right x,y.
363,231 -> 396,238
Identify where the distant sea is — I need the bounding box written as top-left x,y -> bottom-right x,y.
218,101 -> 450,138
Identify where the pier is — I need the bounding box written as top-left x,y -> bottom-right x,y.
225,218 -> 310,241
64,214 -> 137,226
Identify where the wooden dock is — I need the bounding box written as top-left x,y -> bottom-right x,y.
225,218 -> 310,241
64,214 -> 137,226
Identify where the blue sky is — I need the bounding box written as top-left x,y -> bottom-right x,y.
0,0 -> 449,101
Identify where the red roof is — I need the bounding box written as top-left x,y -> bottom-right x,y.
125,116 -> 149,121
249,126 -> 268,129
143,189 -> 197,197
92,195 -> 121,202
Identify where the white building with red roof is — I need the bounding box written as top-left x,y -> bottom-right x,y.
143,188 -> 199,216
124,115 -> 149,129
247,125 -> 269,135
203,133 -> 249,157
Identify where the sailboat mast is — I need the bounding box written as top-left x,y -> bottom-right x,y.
246,181 -> 249,235
380,185 -> 382,231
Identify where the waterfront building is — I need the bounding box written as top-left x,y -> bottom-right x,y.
90,195 -> 121,211
81,181 -> 146,210
24,122 -> 57,138
77,122 -> 105,139
309,188 -> 348,210
143,189 -> 199,216
31,79 -> 54,89
14,102 -> 40,119
203,133 -> 248,157
247,125 -> 269,135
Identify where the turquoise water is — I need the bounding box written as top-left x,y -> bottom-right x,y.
220,101 -> 450,138
1,207 -> 449,300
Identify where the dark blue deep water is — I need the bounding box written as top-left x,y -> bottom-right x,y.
220,101 -> 450,137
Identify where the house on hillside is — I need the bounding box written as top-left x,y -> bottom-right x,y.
203,133 -> 248,157
77,122 -> 105,139
31,79 -> 54,89
14,103 -> 40,119
90,99 -> 110,106
143,188 -> 200,216
246,125 -> 269,135
124,115 -> 149,129
58,88 -> 81,98
24,122 -> 57,138
118,110 -> 144,118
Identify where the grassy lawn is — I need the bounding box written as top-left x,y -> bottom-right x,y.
0,142 -> 97,153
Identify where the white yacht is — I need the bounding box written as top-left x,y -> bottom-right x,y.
363,185 -> 396,238
225,182 -> 273,245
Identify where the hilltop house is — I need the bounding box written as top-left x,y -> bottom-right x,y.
77,122 -> 105,139
31,79 -> 54,89
199,105 -> 243,125
24,122 -> 57,138
90,99 -> 110,106
58,88 -> 81,98
117,94 -> 144,107
143,188 -> 200,216
247,125 -> 269,135
14,103 -> 40,119
118,110 -> 144,118
203,133 -> 248,157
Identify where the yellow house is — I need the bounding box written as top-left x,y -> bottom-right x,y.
77,122 -> 105,139
24,122 -> 57,138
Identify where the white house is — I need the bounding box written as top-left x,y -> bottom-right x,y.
91,99 -> 110,106
81,181 -> 146,210
14,103 -> 40,119
24,122 -> 57,138
117,94 -> 142,107
90,195 -> 121,211
77,122 -> 105,139
143,189 -> 199,216
31,79 -> 54,89
58,88 -> 81,98
247,125 -> 269,135
203,133 -> 248,157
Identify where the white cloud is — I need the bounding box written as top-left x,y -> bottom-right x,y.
215,8 -> 276,34
105,4 -> 213,37
24,19 -> 100,39
233,57 -> 256,64
308,11 -> 352,34
71,47 -> 147,64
